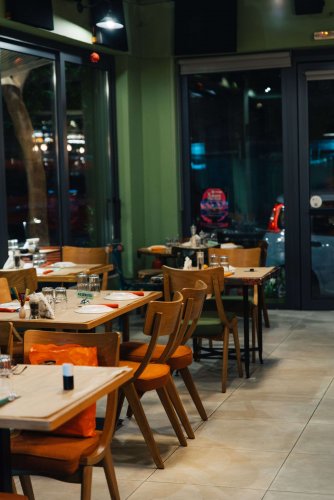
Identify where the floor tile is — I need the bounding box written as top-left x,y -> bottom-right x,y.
192,417 -> 304,452
149,447 -> 286,489
270,452 -> 334,495
293,422 -> 334,455
311,397 -> 334,422
212,398 -> 318,422
264,492 -> 334,500
128,481 -> 265,499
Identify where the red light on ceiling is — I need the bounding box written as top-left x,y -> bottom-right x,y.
90,52 -> 100,63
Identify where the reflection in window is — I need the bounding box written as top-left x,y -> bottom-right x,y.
2,50 -> 58,244
65,62 -> 112,246
188,71 -> 283,240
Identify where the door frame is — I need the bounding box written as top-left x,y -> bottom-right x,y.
297,60 -> 334,309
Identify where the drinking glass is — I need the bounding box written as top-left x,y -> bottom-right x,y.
77,272 -> 89,291
54,287 -> 67,313
42,287 -> 54,307
209,254 -> 219,267
29,294 -> 40,319
220,255 -> 229,270
32,253 -> 41,267
196,251 -> 204,269
88,274 -> 100,296
0,354 -> 14,400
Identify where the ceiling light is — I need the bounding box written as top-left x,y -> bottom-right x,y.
96,11 -> 123,29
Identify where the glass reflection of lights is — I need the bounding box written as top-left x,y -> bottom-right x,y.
191,142 -> 207,171
67,144 -> 73,151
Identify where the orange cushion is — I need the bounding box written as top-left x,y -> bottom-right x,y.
121,342 -> 193,371
119,360 -> 170,392
0,494 -> 28,499
11,431 -> 100,476
29,344 -> 98,437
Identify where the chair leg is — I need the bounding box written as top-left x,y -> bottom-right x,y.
262,289 -> 270,328
179,366 -> 208,420
221,326 -> 229,393
81,465 -> 93,500
231,323 -> 243,378
102,447 -> 120,500
19,475 -> 35,500
156,386 -> 187,446
251,307 -> 258,363
193,337 -> 200,361
123,384 -> 164,469
166,377 -> 195,439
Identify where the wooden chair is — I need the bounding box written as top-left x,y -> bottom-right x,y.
162,265 -> 243,393
117,292 -> 194,469
0,277 -> 26,362
0,321 -> 14,357
11,330 -> 122,500
209,246 -> 269,360
0,269 -> 37,294
120,280 -> 209,420
62,246 -> 110,290
0,277 -> 12,303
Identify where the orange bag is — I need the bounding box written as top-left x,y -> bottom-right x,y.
29,343 -> 98,437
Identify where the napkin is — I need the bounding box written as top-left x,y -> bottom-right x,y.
183,256 -> 192,270
42,269 -> 53,275
130,291 -> 145,296
0,307 -> 18,312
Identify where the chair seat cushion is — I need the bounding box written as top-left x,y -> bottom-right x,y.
193,310 -> 235,338
11,431 -> 100,476
121,342 -> 193,371
119,360 -> 170,392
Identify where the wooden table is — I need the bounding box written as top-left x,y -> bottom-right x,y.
0,290 -> 162,341
36,263 -> 114,288
0,364 -> 133,492
225,266 -> 278,378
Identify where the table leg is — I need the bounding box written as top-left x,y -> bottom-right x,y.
0,428 -> 13,492
257,284 -> 263,364
242,285 -> 250,378
121,314 -> 130,342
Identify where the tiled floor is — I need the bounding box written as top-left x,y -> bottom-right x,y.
15,309 -> 334,499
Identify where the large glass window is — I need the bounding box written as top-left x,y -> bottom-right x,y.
2,49 -> 58,245
0,43 -> 116,257
185,69 -> 285,300
65,62 -> 113,246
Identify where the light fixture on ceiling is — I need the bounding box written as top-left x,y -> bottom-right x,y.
96,11 -> 123,29
76,0 -> 124,30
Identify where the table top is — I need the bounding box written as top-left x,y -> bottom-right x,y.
0,364 -> 133,431
36,263 -> 114,283
225,266 -> 278,285
0,290 -> 162,331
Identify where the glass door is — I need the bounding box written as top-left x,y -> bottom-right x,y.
298,63 -> 334,307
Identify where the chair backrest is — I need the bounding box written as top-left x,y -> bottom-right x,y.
179,280 -> 208,344
162,265 -> 229,325
0,321 -> 14,356
130,291 -> 184,378
0,277 -> 12,303
208,247 -> 261,267
0,268 -> 38,294
62,246 -> 109,265
23,329 -> 121,451
23,330 -> 119,366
